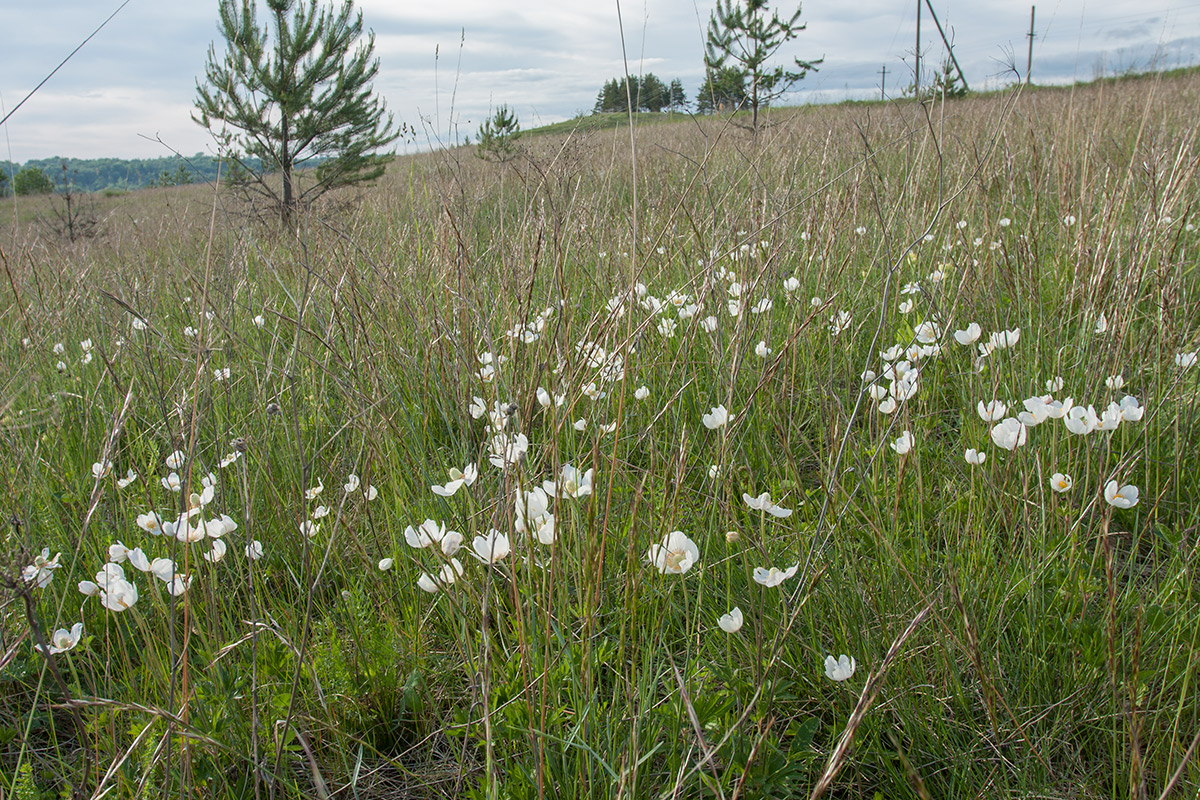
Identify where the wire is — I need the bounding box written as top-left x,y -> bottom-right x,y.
0,0 -> 134,129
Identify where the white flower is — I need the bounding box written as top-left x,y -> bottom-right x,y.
472,529 -> 511,564
431,463 -> 478,497
1046,376 -> 1064,394
377,557 -> 394,571
1175,352 -> 1197,369
108,541 -> 131,563
898,299 -> 913,315
718,608 -> 744,633
573,418 -> 587,432
204,539 -> 228,563
416,558 -> 464,593
136,511 -> 164,535
43,622 -> 85,655
1104,481 -> 1139,509
999,217 -> 1011,227
1050,473 -> 1073,493
404,519 -> 462,555
824,653 -> 856,681
213,367 -> 231,382
634,385 -> 650,401
1105,374 -> 1125,392
754,340 -> 771,359
1119,395 -> 1144,422
100,576 -> 139,612
300,520 -> 321,538
890,430 -> 914,456
708,464 -> 721,479
161,472 -> 183,493
515,488 -> 556,545
116,468 -> 138,488
487,432 -> 529,469
953,323 -> 981,345
305,479 -> 324,500
702,405 -> 733,430
977,400 -> 1008,423
544,464 -> 594,499
1064,405 -> 1099,435
750,297 -> 773,315
647,531 -> 700,574
469,396 -> 487,419
92,461 -> 113,480
988,328 -> 1020,350
343,473 -> 360,493
700,315 -> 718,333
878,396 -> 897,415
245,540 -> 264,560
828,310 -> 852,336
783,276 -> 800,293
53,342 -> 65,355
989,418 -> 1027,450
1018,397 -> 1051,427
753,563 -> 798,587
1063,214 -> 1077,227
165,450 -> 186,470
742,491 -> 794,518
22,548 -> 62,588
964,448 -> 986,466
165,574 -> 193,597
253,314 -> 266,328
1094,312 -> 1109,334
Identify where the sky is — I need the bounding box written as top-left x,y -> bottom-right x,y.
2,0 -> 1199,163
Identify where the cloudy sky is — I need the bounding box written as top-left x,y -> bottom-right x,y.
2,0 -> 1198,162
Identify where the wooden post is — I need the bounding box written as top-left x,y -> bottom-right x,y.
1026,6 -> 1036,85
915,0 -> 921,97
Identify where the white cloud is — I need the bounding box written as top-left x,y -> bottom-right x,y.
1,0 -> 1197,160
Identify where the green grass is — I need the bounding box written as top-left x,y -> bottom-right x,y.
1,69 -> 1199,799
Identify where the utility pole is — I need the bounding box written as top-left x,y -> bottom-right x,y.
1026,6 -> 1036,85
923,0 -> 969,91
914,0 -> 921,97
880,65 -> 887,99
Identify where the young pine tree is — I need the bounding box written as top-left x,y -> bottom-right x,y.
193,0 -> 404,227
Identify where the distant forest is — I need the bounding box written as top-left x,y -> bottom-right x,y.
0,154 -> 260,194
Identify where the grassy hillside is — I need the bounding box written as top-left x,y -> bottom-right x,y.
1,70 -> 1198,799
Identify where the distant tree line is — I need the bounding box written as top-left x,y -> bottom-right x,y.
0,155 -> 260,195
591,0 -> 822,128
594,74 -> 687,114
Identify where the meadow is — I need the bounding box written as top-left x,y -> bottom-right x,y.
1,69 -> 1199,799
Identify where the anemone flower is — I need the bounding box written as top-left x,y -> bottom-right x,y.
742,491 -> 794,518
431,463 -> 478,497
22,548 -> 62,589
41,622 -> 84,655
1104,481 -> 1139,509
964,448 -> 986,466
1050,473 -> 1073,493
977,400 -> 1008,423
989,418 -> 1027,450
753,563 -> 798,587
702,405 -> 732,430
824,654 -> 856,681
953,323 -> 981,345
718,608 -> 744,633
890,431 -> 914,456
647,531 -> 700,575
472,529 -> 511,564
544,464 -> 594,499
